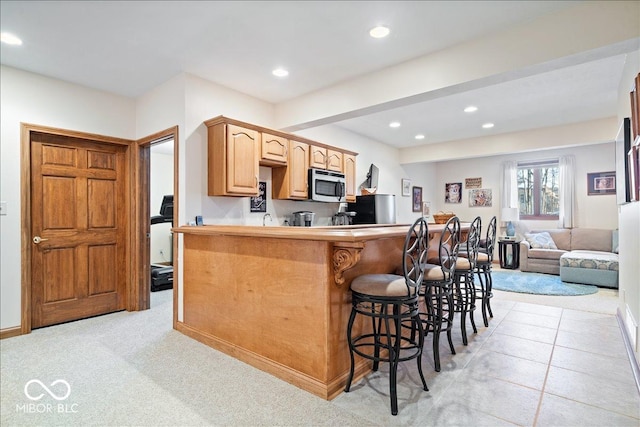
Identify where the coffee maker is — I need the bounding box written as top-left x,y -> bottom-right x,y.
292,211 -> 316,226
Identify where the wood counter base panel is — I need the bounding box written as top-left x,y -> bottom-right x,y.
175,321 -> 370,400
179,229 -> 408,400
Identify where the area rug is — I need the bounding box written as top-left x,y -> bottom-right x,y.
482,270 -> 599,296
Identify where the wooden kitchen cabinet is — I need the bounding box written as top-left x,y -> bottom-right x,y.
207,122 -> 260,196
311,146 -> 343,172
205,115 -> 357,199
310,146 -> 327,169
272,140 -> 309,200
343,153 -> 356,202
261,132 -> 288,166
327,149 -> 343,172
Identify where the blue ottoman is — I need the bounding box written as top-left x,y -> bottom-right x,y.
559,250 -> 618,289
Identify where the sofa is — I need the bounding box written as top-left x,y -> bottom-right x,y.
519,228 -> 619,288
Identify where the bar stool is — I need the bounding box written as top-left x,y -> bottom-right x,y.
453,216 -> 481,345
344,217 -> 429,416
420,216 -> 460,372
476,216 -> 497,326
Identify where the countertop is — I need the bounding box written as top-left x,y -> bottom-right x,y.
173,222 -> 465,242
173,223 -> 412,242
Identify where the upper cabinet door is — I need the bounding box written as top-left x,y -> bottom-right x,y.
288,140 -> 310,198
272,139 -> 309,200
261,132 -> 288,166
271,139 -> 309,200
225,124 -> 260,195
310,146 -> 327,169
343,153 -> 356,202
327,149 -> 343,172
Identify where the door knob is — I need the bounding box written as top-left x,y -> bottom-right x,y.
32,236 -> 49,244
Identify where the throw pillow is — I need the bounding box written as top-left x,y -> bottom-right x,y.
524,232 -> 558,250
612,229 -> 619,253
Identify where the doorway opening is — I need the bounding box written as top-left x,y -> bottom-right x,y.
135,127 -> 178,326
149,139 -> 175,306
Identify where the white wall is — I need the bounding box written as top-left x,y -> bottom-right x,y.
433,143 -> 618,232
0,66 -> 136,330
616,50 -> 640,362
183,73 -> 275,225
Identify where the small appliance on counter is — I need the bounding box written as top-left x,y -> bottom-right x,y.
348,194 -> 396,224
331,211 -> 355,226
292,211 -> 316,226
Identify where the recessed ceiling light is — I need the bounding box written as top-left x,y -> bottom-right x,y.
464,106 -> 478,113
415,134 -> 425,140
369,26 -> 390,38
389,121 -> 401,128
272,68 -> 289,77
1,32 -> 23,46
482,123 -> 495,129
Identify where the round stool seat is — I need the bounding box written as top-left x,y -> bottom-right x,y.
351,274 -> 412,297
460,251 -> 490,263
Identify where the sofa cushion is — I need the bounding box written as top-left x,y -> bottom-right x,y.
570,228 -> 612,252
530,229 -> 571,250
612,229 -> 619,254
528,248 -> 567,260
524,232 -> 558,249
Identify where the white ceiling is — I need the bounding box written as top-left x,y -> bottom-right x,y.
0,1 -> 637,148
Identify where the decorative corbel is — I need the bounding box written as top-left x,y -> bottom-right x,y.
332,242 -> 364,287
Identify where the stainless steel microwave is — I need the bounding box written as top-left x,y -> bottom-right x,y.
308,168 -> 346,202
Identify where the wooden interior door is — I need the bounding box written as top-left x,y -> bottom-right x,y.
30,132 -> 128,328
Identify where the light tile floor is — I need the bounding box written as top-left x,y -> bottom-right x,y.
333,290 -> 640,426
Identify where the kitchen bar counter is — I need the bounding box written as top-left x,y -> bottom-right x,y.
173,222 -> 465,400
173,223 -> 413,241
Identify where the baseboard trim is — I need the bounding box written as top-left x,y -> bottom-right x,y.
0,326 -> 23,340
617,308 -> 640,394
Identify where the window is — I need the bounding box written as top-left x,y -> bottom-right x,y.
517,160 -> 559,219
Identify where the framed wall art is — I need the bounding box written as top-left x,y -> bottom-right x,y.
401,178 -> 411,197
412,186 -> 423,212
465,177 -> 482,189
445,182 -> 462,203
630,136 -> 640,201
250,181 -> 267,212
615,118 -> 632,204
587,171 -> 616,195
469,189 -> 492,207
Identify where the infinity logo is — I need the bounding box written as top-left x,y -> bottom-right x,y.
24,379 -> 71,401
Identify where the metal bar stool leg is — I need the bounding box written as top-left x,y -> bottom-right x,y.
468,272 -> 477,334
344,306 -> 358,392
388,306 -> 400,415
